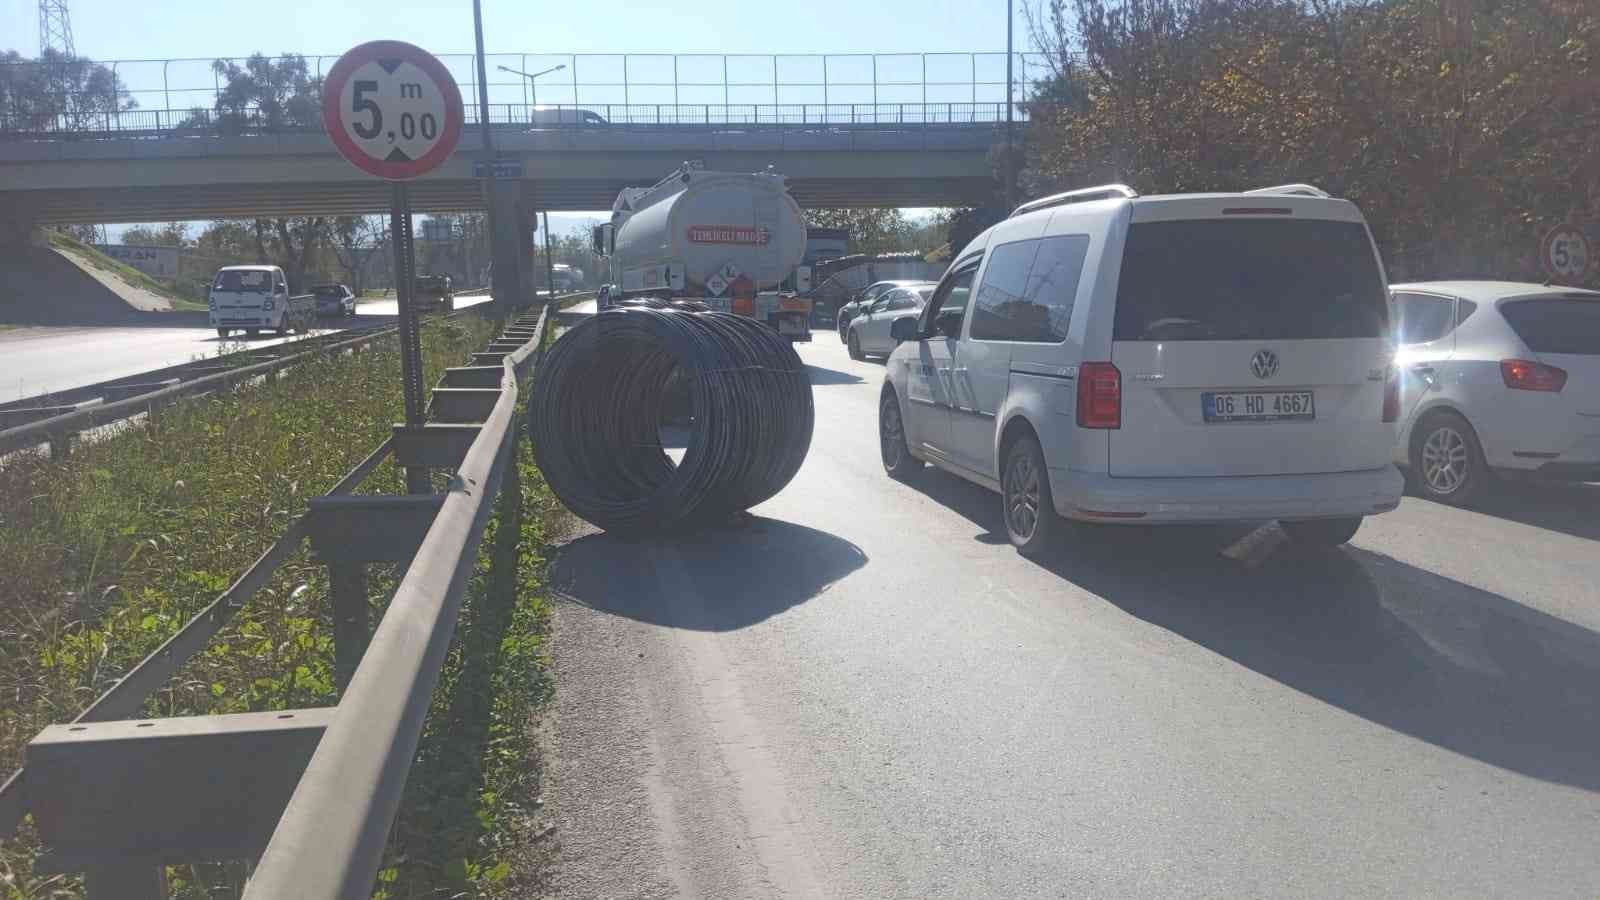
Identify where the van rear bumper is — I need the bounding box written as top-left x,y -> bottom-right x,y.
1050,465 -> 1404,524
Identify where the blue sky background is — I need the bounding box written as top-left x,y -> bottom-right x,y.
6,0 -> 1041,236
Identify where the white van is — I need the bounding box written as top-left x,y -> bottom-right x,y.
210,265 -> 315,338
879,183 -> 1405,554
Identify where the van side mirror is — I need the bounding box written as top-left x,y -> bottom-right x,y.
890,317 -> 919,342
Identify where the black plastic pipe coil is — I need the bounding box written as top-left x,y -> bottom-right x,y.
530,305 -> 814,534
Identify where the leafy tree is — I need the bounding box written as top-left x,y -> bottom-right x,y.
0,49 -> 134,132
1021,0 -> 1600,284
121,222 -> 191,247
331,216 -> 387,294
806,209 -> 916,255
210,53 -> 320,132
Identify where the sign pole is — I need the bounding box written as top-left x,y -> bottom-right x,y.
389,182 -> 430,493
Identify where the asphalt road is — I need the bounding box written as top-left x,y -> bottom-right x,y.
549,336 -> 1600,899
0,293 -> 493,403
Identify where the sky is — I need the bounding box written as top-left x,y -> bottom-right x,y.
7,0 -> 1035,238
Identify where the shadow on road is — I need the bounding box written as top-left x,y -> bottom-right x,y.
1444,481 -> 1600,542
908,467 -> 1600,792
553,516 -> 868,632
805,363 -> 866,386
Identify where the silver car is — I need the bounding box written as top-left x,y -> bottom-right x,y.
847,284 -> 934,360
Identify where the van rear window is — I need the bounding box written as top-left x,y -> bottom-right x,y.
1500,297 -> 1600,356
1113,219 -> 1388,341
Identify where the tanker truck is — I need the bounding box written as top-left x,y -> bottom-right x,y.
592,163 -> 814,340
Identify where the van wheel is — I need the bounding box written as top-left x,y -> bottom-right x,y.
1002,435 -> 1060,557
848,330 -> 864,361
879,388 -> 923,482
1281,516 -> 1363,548
246,328 -> 260,338
1409,410 -> 1488,506
216,328 -> 229,338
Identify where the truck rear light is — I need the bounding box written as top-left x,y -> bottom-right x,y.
1382,365 -> 1400,422
1500,358 -> 1566,392
1077,362 -> 1121,429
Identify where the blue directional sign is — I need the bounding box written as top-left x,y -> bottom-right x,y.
472,159 -> 524,179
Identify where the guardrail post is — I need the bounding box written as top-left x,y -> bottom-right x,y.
47,429 -> 72,460
331,563 -> 370,690
86,861 -> 166,899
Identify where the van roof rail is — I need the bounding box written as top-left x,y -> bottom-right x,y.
1241,183 -> 1330,198
1010,184 -> 1138,218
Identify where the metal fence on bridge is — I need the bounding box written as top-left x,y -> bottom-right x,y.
0,51 -> 1054,138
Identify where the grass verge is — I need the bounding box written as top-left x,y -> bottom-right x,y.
44,231 -> 208,311
0,313 -> 560,897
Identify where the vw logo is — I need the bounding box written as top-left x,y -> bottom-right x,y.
1250,349 -> 1279,379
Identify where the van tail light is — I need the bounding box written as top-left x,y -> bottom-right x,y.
1500,359 -> 1566,392
1077,362 -> 1121,429
1382,365 -> 1400,422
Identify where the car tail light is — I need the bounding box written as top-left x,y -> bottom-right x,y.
1500,358 -> 1566,392
1077,362 -> 1121,429
1382,365 -> 1400,422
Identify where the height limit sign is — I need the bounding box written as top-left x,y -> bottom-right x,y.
322,40 -> 463,181
322,41 -> 464,472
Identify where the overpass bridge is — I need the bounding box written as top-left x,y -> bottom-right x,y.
0,51 -> 1040,223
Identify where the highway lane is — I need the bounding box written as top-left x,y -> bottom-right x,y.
549,336 -> 1600,899
0,293 -> 494,404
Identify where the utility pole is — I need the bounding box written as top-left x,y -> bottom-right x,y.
471,0 -> 507,307
38,0 -> 75,56
1005,0 -> 1018,211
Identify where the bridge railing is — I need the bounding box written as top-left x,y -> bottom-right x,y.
0,50 -> 1056,139
0,101 -> 1018,139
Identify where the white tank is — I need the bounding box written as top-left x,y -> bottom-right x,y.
611,167 -> 807,296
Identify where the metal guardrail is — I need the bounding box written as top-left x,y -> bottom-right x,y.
0,299 -> 560,897
0,50 -> 1048,136
0,298 -> 488,459
1,101 -> 1016,140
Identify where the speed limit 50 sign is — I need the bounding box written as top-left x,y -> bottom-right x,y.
321,40 -> 464,180
1540,224 -> 1592,284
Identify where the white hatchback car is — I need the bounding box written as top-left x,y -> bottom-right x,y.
1390,281 -> 1600,504
878,183 -> 1405,554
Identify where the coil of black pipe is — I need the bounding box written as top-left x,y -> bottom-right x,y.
529,306 -> 814,535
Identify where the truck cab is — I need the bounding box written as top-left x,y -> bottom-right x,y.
210,266 -> 313,338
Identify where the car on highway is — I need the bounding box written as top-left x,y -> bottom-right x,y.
312,283 -> 357,317
1389,281 -> 1600,504
878,183 -> 1405,554
527,106 -> 608,127
838,280 -> 925,342
210,265 -> 315,338
847,283 -> 935,360
414,273 -> 454,311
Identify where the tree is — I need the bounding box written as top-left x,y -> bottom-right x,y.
120,222 -> 191,247
1020,0 -> 1600,284
330,216 -> 386,294
805,209 -> 916,255
210,53 -> 320,132
0,49 -> 134,133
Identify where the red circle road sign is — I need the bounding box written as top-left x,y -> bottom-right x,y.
1539,223 -> 1592,283
321,40 -> 464,181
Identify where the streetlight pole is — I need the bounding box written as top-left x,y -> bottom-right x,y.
496,63 -> 567,121
471,0 -> 506,306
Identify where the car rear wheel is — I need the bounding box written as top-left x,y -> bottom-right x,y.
1280,516 -> 1363,548
848,329 -> 864,361
1409,410 -> 1487,506
879,389 -> 923,482
1003,435 -> 1061,557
